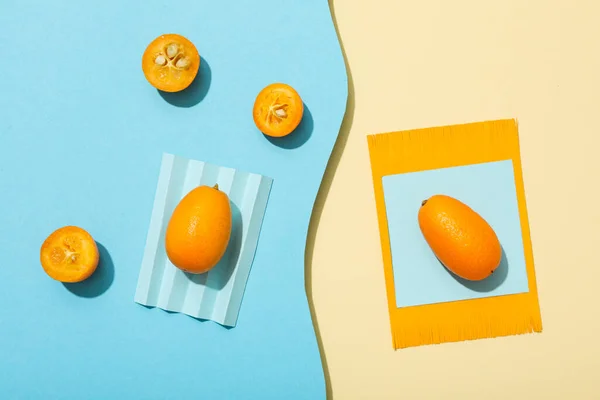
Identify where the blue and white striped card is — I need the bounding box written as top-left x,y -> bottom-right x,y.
134,153 -> 273,327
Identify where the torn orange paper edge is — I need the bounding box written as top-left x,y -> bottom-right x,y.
367,119 -> 542,350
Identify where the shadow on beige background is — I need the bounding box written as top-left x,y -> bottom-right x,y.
305,1 -> 354,398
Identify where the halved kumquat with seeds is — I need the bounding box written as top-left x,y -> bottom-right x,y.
142,33 -> 200,93
253,83 -> 304,137
40,226 -> 100,283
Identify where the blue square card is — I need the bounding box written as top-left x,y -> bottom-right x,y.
382,160 -> 530,308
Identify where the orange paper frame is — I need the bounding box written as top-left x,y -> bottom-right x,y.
367,119 -> 542,350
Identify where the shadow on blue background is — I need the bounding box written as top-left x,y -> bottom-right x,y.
443,246 -> 509,293
266,103 -> 313,149
158,56 -> 212,108
63,242 -> 114,298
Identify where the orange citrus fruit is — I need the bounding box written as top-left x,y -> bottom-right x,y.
253,83 -> 304,137
40,226 -> 100,283
418,194 -> 502,281
165,184 -> 232,274
142,33 -> 200,92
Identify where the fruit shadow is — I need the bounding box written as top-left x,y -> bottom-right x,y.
158,56 -> 211,108
183,200 -> 243,292
441,246 -> 509,292
63,242 -> 114,298
265,103 -> 313,149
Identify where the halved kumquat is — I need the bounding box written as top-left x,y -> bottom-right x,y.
142,33 -> 200,93
40,226 -> 100,283
253,83 -> 304,137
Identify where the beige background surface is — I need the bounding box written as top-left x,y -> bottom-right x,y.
307,0 -> 600,398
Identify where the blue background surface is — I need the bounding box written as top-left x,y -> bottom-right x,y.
382,161 -> 530,309
0,1 -> 348,399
